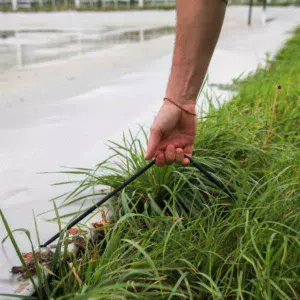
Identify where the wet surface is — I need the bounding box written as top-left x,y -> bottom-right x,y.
0,26 -> 174,72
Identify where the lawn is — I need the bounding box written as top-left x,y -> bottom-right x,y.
1,27 -> 299,300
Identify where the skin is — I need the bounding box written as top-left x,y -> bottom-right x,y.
145,0 -> 226,166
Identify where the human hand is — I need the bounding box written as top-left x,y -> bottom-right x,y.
145,101 -> 196,166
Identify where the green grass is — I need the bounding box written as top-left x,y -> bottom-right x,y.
0,3 -> 177,12
2,1 -> 300,12
1,28 -> 300,300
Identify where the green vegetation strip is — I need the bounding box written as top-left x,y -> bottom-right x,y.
1,28 -> 300,300
0,4 -> 177,12
2,2 -> 300,12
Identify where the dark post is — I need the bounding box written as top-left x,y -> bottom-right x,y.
248,0 -> 254,26
262,0 -> 267,24
263,0 -> 267,11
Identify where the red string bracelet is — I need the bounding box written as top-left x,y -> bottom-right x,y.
164,97 -> 197,116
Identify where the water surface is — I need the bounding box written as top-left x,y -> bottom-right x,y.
0,26 -> 175,72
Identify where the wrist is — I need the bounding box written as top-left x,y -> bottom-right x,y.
164,97 -> 196,116
164,94 -> 197,106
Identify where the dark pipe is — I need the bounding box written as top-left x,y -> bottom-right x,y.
40,160 -> 156,247
184,155 -> 237,201
41,155 -> 238,247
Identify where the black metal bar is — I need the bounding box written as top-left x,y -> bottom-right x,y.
40,160 -> 156,247
248,0 -> 253,26
184,155 -> 237,201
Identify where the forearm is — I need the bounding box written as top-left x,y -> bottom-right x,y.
166,0 -> 226,105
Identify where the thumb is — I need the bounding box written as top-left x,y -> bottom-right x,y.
145,128 -> 161,160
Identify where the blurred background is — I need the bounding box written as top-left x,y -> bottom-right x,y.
0,0 -> 300,294
1,0 -> 300,11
